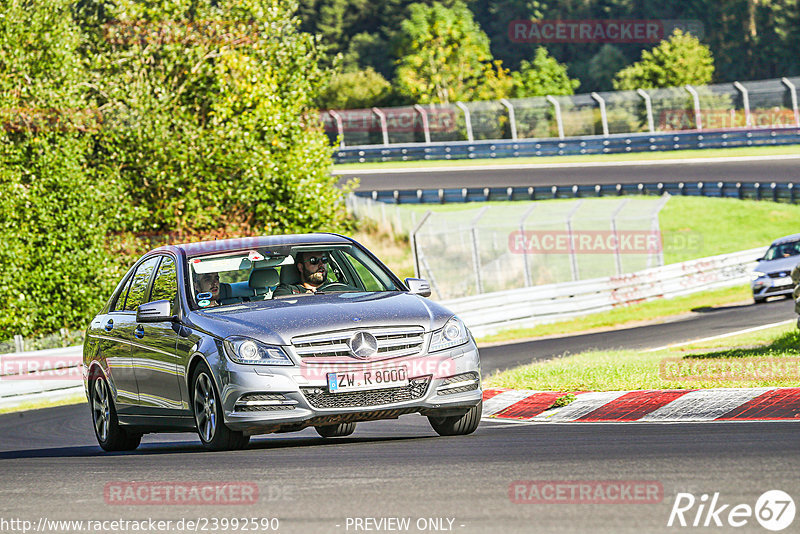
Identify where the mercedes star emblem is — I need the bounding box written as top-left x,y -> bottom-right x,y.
348,331 -> 378,359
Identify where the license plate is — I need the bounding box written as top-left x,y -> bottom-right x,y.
327,366 -> 408,394
774,276 -> 793,287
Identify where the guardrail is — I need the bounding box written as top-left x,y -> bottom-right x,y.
334,127 -> 800,164
0,246 -> 773,408
442,247 -> 767,338
357,181 -> 799,205
0,346 -> 83,409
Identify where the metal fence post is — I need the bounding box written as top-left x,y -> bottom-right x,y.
636,89 -> 656,133
610,199 -> 630,275
499,98 -> 517,140
328,110 -> 345,148
519,205 -> 537,287
455,102 -> 474,142
653,193 -> 671,267
781,77 -> 800,127
591,92 -> 609,137
414,104 -> 432,144
14,334 -> 24,353
733,81 -> 751,127
684,85 -> 703,130
565,200 -> 584,281
410,211 -> 432,280
545,95 -> 565,140
372,107 -> 389,146
470,207 -> 489,294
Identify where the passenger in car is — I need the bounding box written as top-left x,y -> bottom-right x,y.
195,272 -> 221,306
273,252 -> 328,296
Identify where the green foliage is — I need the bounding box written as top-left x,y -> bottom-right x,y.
0,0 -> 123,338
510,47 -> 580,98
0,0 -> 349,338
394,1 -> 512,103
613,29 -> 716,91
316,67 -> 392,109
86,0 -> 346,236
587,45 -> 627,92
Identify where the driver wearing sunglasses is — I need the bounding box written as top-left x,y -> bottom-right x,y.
273,251 -> 330,296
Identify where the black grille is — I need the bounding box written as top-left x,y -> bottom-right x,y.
301,377 -> 431,409
234,393 -> 295,412
768,272 -> 791,279
438,372 -> 480,396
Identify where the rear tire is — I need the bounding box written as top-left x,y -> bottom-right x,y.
428,401 -> 482,437
315,422 -> 357,438
192,364 -> 249,451
91,376 -> 141,452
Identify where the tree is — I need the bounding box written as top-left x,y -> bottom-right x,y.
316,67 -> 393,109
587,44 -> 627,92
394,1 -> 512,103
88,0 -> 347,236
510,47 -> 580,97
0,0 -> 123,338
613,29 -> 715,91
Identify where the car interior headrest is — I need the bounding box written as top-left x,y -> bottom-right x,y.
249,267 -> 279,289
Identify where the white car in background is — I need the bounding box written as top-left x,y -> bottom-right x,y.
751,234 -> 800,304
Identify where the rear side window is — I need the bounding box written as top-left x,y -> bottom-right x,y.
150,256 -> 178,305
123,257 -> 160,312
110,275 -> 134,312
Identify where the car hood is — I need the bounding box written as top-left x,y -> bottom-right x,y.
186,292 -> 456,346
755,257 -> 800,275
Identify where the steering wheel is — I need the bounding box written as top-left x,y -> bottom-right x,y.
317,282 -> 356,292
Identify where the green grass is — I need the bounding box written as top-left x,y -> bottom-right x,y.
0,391 -> 86,415
484,323 -> 800,391
477,284 -> 754,345
335,144 -> 800,170
659,196 -> 800,263
369,196 -> 800,266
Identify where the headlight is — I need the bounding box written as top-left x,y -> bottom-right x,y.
750,271 -> 767,281
223,337 -> 293,366
429,316 -> 470,352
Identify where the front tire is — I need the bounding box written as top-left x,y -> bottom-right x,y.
428,401 -> 482,436
315,422 -> 356,438
91,377 -> 141,452
192,365 -> 249,451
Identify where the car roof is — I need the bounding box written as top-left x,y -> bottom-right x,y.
770,233 -> 800,246
152,233 -> 353,257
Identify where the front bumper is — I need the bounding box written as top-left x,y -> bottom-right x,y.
751,276 -> 795,299
218,342 -> 482,435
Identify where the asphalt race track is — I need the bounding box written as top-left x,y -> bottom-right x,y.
0,404 -> 798,533
0,297 -> 798,533
337,156 -> 800,191
480,296 -> 796,374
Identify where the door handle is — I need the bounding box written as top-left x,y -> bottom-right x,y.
105,319 -> 114,331
134,325 -> 145,339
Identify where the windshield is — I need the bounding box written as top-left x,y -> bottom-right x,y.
188,244 -> 399,308
763,240 -> 800,261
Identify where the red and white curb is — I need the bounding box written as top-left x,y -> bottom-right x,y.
481,388 -> 800,422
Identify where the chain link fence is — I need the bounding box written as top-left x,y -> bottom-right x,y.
322,76 -> 800,147
348,195 -> 669,300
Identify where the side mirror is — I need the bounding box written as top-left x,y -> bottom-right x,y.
755,257 -> 764,262
136,300 -> 176,323
405,278 -> 431,297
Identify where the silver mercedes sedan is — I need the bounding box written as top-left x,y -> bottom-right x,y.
83,233 -> 482,451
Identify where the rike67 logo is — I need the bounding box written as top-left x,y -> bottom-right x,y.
668,490 -> 795,531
